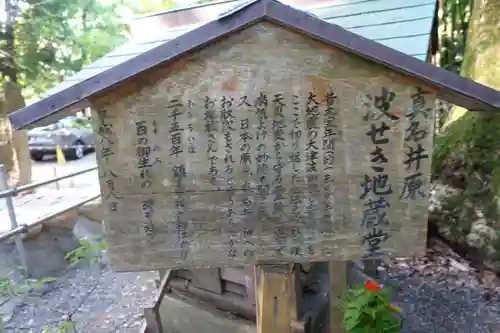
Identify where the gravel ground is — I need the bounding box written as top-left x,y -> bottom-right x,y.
377,238 -> 500,333
4,266 -> 157,333
4,238 -> 500,333
380,271 -> 500,333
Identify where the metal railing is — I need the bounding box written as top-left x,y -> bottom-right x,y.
0,164 -> 99,269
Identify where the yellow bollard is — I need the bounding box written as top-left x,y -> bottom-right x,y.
56,145 -> 66,164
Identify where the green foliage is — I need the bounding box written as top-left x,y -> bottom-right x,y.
438,0 -> 472,73
65,238 -> 106,268
0,238 -> 106,332
0,267 -> 57,332
0,239 -> 108,332
13,0 -> 134,99
43,321 -> 76,333
0,0 -> 183,100
0,267 -> 56,298
340,282 -> 402,333
133,0 -> 177,14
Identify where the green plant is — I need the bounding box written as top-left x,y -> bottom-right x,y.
0,267 -> 56,298
43,321 -> 76,333
0,267 -> 57,332
65,238 -> 106,268
340,280 -> 403,333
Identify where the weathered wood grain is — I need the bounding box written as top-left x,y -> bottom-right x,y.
90,22 -> 436,271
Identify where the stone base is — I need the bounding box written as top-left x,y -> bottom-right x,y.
156,290 -> 255,333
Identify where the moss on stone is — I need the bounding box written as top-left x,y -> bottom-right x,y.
433,110 -> 500,215
432,0 -> 500,268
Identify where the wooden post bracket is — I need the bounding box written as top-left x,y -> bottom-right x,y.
143,269 -> 173,333
329,261 -> 348,333
255,263 -> 306,333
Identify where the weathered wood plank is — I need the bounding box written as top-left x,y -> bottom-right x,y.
256,264 -> 293,333
243,265 -> 256,307
144,269 -> 172,333
329,261 -> 348,333
224,280 -> 247,296
192,268 -> 223,294
170,277 -> 255,320
91,22 -> 435,271
289,263 -> 301,322
221,267 -> 247,285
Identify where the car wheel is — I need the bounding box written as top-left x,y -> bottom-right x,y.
30,152 -> 44,161
66,140 -> 85,160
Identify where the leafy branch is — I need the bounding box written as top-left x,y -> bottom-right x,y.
339,281 -> 403,333
0,267 -> 57,332
0,266 -> 56,298
65,238 -> 106,268
1,239 -> 107,332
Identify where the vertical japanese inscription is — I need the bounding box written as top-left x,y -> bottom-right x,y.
204,97 -> 219,185
136,120 -> 153,189
322,90 -> 337,229
97,109 -> 120,214
254,93 -> 269,224
239,96 -> 254,259
136,120 -> 155,238
221,96 -> 238,259
272,93 -> 289,255
221,96 -> 236,230
141,199 -> 155,238
400,87 -> 430,201
360,88 -> 396,258
187,100 -> 197,155
168,98 -> 188,256
272,93 -> 286,220
289,95 -> 302,227
305,92 -> 320,226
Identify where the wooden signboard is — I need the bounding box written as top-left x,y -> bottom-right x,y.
90,23 -> 435,271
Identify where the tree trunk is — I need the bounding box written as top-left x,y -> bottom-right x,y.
433,0 -> 500,271
0,0 -> 32,189
5,81 -> 31,187
0,95 -> 18,187
4,0 -> 17,83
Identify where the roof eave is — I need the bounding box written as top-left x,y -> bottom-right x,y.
265,0 -> 500,112
9,0 -> 500,130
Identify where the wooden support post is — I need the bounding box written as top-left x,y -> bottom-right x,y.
255,264 -> 303,333
288,263 -> 301,322
329,261 -> 348,333
155,269 -> 167,288
144,270 -> 173,333
244,265 -> 256,307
